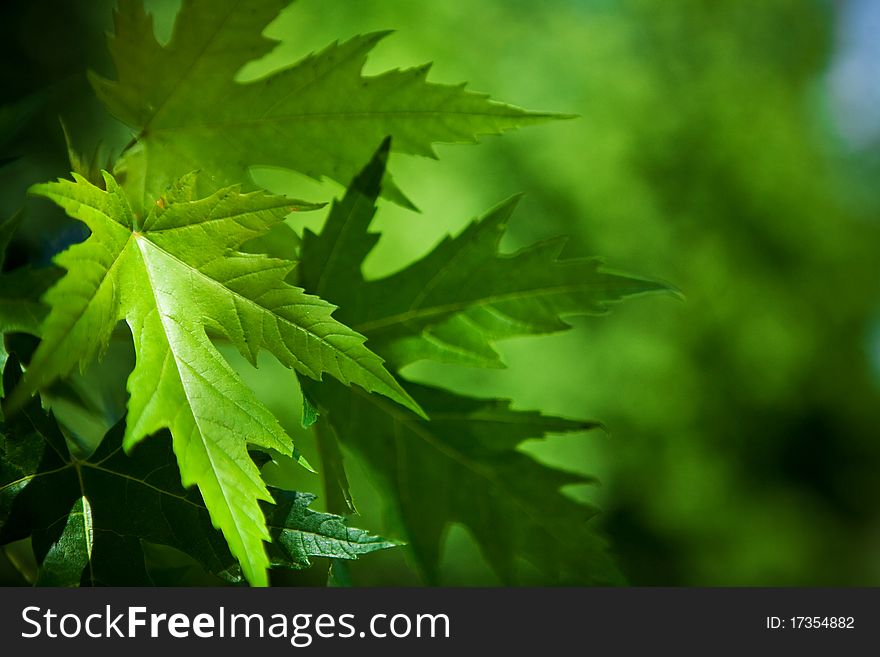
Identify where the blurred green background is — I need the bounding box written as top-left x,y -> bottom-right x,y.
2,0 -> 879,586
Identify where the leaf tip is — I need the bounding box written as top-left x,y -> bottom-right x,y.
404,395 -> 429,421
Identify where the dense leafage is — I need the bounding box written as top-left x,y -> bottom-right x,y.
299,141 -> 670,583
304,377 -> 625,584
0,359 -> 397,585
92,0 -> 558,208
11,171 -> 416,586
0,0 -> 671,586
302,140 -> 671,370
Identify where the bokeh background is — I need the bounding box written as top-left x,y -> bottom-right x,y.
1,0 -> 879,585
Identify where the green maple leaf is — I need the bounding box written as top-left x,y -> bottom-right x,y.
305,378 -> 623,584
0,359 -> 397,585
10,170 -> 419,586
301,138 -> 673,370
298,141 -> 673,583
90,0 -> 560,208
266,490 -> 399,571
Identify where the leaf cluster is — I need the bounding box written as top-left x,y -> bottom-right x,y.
0,0 -> 672,586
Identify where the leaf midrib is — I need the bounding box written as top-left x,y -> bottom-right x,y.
267,522 -> 392,556
0,458 -> 204,509
135,232 -> 393,393
139,0 -> 242,137
135,235 -> 259,564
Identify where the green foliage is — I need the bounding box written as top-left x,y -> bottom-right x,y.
92,0 -> 557,209
267,490 -> 398,571
299,141 -> 666,583
0,358 -> 396,585
301,139 -> 670,370
507,0 -> 880,585
307,376 -> 624,584
0,0 -> 672,586
12,170 -> 417,586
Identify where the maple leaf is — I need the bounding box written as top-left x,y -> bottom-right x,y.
90,0 -> 561,208
10,170 -> 419,586
265,490 -> 399,571
305,377 -> 623,584
298,140 -> 673,583
0,359 -> 397,585
301,138 -> 674,370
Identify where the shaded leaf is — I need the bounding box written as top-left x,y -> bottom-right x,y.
301,390 -> 319,429
91,0 -> 561,207
35,497 -> 93,587
304,376 -> 620,584
301,139 -> 673,370
298,142 -> 667,582
0,359 -> 397,585
266,490 -> 397,570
